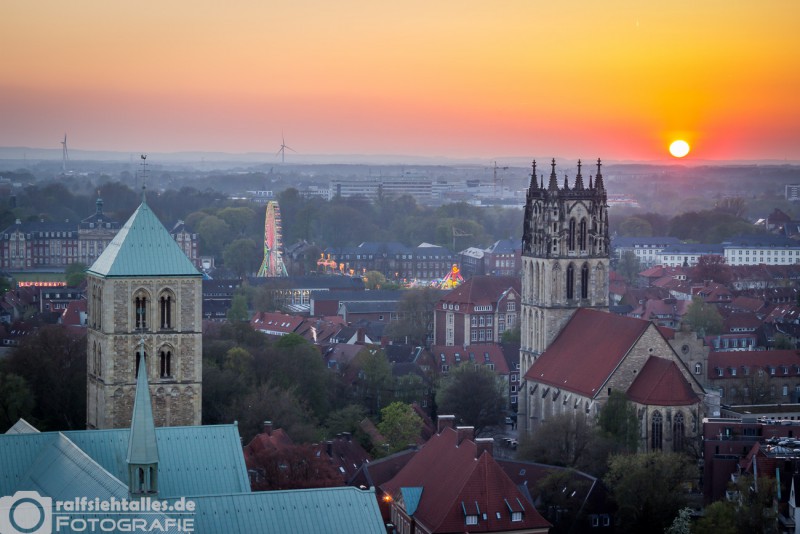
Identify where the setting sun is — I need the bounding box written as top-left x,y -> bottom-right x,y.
669,140 -> 691,158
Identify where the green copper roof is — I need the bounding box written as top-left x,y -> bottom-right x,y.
126,353 -> 159,465
87,200 -> 200,278
0,424 -> 250,498
401,486 -> 423,516
175,487 -> 386,533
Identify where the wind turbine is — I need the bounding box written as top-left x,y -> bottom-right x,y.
276,133 -> 296,164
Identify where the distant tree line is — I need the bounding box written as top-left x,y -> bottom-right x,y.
613,199 -> 767,243
0,180 -> 522,277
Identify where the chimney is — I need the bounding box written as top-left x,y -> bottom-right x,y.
326,441 -> 334,457
456,426 -> 475,445
357,328 -> 366,344
437,415 -> 455,434
263,421 -> 273,436
475,437 -> 493,458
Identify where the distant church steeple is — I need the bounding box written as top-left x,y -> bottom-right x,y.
127,337 -> 159,495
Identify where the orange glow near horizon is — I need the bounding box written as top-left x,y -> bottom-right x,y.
1,1 -> 799,162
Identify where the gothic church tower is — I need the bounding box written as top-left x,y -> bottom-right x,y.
519,159 -> 610,379
86,193 -> 203,429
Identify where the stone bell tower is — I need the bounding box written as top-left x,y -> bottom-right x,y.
86,188 -> 203,429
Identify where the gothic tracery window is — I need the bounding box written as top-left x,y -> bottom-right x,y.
581,263 -> 589,299
651,411 -> 663,451
673,412 -> 685,452
566,264 -> 575,300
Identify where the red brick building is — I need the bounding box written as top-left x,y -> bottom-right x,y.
433,276 -> 520,347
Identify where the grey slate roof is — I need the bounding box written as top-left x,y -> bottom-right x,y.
87,200 -> 200,278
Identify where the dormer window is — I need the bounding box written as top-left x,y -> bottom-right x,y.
466,515 -> 478,525
511,512 -> 523,522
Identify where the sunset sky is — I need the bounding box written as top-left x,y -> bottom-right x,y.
2,1 -> 799,162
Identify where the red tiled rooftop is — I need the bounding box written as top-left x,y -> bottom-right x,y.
524,308 -> 651,397
381,428 -> 550,532
626,356 -> 700,406
439,276 -> 520,309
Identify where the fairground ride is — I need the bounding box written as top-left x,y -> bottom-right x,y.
257,201 -> 288,277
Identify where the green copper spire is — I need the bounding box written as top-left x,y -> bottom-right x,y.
127,338 -> 159,494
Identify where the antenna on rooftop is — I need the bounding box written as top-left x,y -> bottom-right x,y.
61,133 -> 69,173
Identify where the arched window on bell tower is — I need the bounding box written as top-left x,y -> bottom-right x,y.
159,348 -> 172,379
134,290 -> 149,330
135,350 -> 146,378
159,290 -> 175,330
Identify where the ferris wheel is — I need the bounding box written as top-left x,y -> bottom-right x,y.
257,200 -> 288,277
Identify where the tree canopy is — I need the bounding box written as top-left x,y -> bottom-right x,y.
377,402 -> 423,454
436,364 -> 505,435
682,296 -> 724,336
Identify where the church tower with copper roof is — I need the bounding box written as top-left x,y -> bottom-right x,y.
86,184 -> 203,429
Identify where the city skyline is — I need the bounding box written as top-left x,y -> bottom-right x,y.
2,1 -> 799,162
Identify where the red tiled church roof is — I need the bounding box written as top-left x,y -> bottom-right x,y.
524,308 -> 650,398
626,356 -> 700,406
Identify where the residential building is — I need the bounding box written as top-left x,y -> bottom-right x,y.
658,244 -> 725,267
77,195 -> 120,266
329,176 -> 433,204
612,236 -> 682,267
484,238 -> 522,276
458,247 -> 485,278
0,196 -> 200,273
723,234 -> 800,266
379,420 -> 551,533
707,350 -> 800,405
325,242 -> 454,282
433,275 -> 520,347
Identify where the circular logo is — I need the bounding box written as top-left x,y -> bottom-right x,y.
9,497 -> 47,533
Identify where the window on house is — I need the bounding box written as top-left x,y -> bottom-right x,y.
465,515 -> 478,526
694,363 -> 702,374
511,512 -> 522,522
